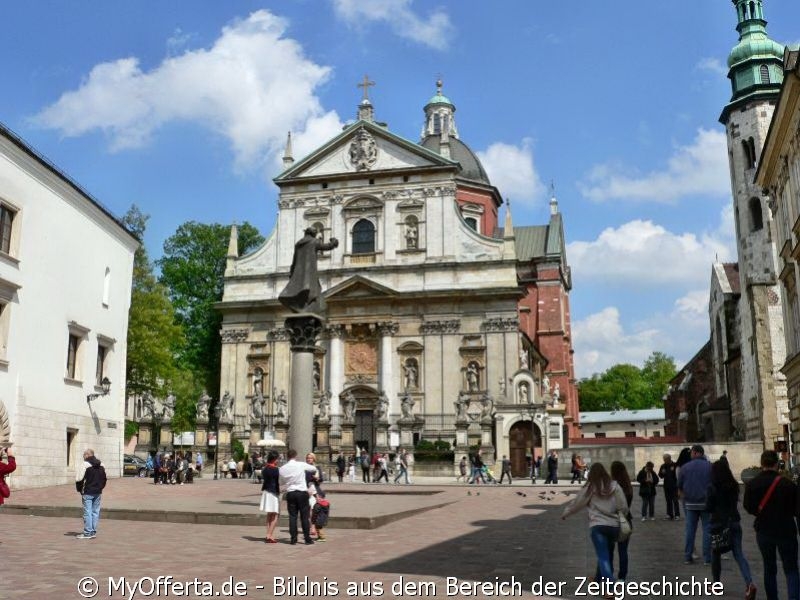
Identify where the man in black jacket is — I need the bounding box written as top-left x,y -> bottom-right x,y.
75,449 -> 107,539
743,450 -> 799,600
658,453 -> 680,520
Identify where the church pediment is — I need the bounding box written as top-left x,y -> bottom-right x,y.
275,121 -> 458,183
325,275 -> 397,300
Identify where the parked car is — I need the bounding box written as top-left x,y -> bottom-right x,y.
123,454 -> 149,477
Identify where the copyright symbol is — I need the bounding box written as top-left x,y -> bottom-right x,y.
77,577 -> 99,598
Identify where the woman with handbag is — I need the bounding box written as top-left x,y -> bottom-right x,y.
706,459 -> 756,600
562,462 -> 628,585
601,461 -> 634,583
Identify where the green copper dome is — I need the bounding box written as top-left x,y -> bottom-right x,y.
720,0 -> 784,121
427,91 -> 453,107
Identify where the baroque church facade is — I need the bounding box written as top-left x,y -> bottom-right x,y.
218,83 -> 577,474
683,0 -> 789,447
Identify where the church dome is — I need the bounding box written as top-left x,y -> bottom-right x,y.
727,36 -> 784,68
425,91 -> 454,108
421,135 -> 491,185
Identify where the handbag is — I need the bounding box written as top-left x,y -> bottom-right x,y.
617,511 -> 632,542
710,524 -> 732,553
0,474 -> 10,499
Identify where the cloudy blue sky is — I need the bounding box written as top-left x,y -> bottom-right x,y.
3,1 -> 800,378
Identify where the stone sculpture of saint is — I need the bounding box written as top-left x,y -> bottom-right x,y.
196,392 -> 211,420
466,362 -> 479,392
403,360 -> 418,390
162,393 -> 176,421
220,391 -> 233,420
376,391 -> 389,422
519,383 -> 529,404
405,223 -> 418,249
317,391 -> 331,422
251,395 -> 264,421
342,392 -> 356,422
479,393 -> 494,422
278,227 -> 339,314
454,392 -> 469,423
253,369 -> 263,399
553,382 -> 561,406
401,392 -> 415,420
275,390 -> 288,421
313,362 -> 321,392
542,375 -> 550,395
519,348 -> 528,369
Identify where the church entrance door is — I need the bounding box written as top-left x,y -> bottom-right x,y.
355,409 -> 375,453
509,420 -> 542,477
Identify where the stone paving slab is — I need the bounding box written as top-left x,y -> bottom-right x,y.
0,481 -> 789,600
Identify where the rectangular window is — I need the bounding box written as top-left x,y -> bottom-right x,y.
595,432 -> 606,438
96,344 -> 107,386
653,431 -> 661,438
66,428 -> 78,466
0,205 -> 15,255
625,431 -> 636,438
66,334 -> 79,379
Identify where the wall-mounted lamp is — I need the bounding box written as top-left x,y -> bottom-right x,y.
87,377 -> 111,403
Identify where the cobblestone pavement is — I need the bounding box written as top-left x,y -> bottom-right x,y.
0,480 -> 788,600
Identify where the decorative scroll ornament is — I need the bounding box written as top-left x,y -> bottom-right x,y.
349,127 -> 378,171
221,329 -> 249,344
480,318 -> 519,332
267,327 -> 290,342
420,320 -> 461,334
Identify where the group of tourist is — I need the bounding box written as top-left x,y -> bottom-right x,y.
560,444 -> 800,600
331,449 -> 411,484
150,451 -> 197,485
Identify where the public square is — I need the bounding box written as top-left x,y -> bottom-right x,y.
0,476 -> 787,599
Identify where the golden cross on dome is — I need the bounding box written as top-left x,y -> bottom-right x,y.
357,74 -> 375,101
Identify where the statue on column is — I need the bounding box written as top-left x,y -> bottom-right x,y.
400,391 -> 415,420
275,390 -> 288,422
342,391 -> 356,422
196,392 -> 211,420
317,391 -> 331,422
454,392 -> 469,423
220,391 -> 233,421
479,392 -> 494,422
376,391 -> 389,422
278,227 -> 339,314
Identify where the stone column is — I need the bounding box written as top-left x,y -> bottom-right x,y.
378,321 -> 398,406
285,315 -> 324,457
327,325 -> 345,416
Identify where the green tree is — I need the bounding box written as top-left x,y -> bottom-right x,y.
641,351 -> 677,408
123,206 -> 185,400
158,222 -> 263,395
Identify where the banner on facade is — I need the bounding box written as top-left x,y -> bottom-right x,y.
173,431 -> 195,446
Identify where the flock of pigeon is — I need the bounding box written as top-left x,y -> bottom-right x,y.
465,490 -> 568,501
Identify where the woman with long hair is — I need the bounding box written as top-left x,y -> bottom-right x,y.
562,462 -> 627,583
609,461 -> 634,582
706,459 -> 756,600
259,451 -> 281,543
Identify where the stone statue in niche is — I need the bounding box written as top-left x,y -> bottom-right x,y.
251,395 -> 264,421
376,391 -> 389,422
519,348 -> 528,369
253,368 -> 264,399
278,228 -> 339,314
220,391 -> 233,420
403,358 -> 418,390
519,383 -> 529,405
553,383 -> 561,406
466,362 -> 480,392
405,221 -> 418,249
196,392 -> 210,420
542,375 -> 550,395
479,393 -> 494,422
162,393 -> 176,420
275,390 -> 288,421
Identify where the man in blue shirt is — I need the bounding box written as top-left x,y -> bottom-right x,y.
677,444 -> 713,564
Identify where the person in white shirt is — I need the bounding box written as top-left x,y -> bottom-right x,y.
279,449 -> 318,544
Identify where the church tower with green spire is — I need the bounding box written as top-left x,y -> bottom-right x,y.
714,0 -> 788,445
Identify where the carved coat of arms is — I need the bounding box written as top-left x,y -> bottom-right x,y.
349,127 -> 378,171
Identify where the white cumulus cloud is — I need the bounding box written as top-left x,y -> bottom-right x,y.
567,219 -> 734,287
477,139 -> 545,206
695,57 -> 727,77
332,0 -> 454,50
579,128 -> 730,203
33,10 -> 344,173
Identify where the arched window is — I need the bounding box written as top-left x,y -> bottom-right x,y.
760,64 -> 770,84
312,222 -> 325,241
749,2 -> 756,19
464,217 -> 478,231
749,197 -> 763,231
432,113 -> 441,135
352,219 -> 375,254
742,138 -> 756,170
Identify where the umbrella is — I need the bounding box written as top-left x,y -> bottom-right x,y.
257,438 -> 286,448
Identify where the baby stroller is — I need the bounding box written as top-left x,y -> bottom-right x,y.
481,465 -> 498,485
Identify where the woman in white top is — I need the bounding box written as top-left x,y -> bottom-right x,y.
562,462 -> 627,584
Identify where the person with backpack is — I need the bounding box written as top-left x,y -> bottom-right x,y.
75,448 -> 107,539
0,446 -> 16,507
359,451 -> 371,483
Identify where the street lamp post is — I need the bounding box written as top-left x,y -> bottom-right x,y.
213,402 -> 222,480
86,377 -> 111,403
